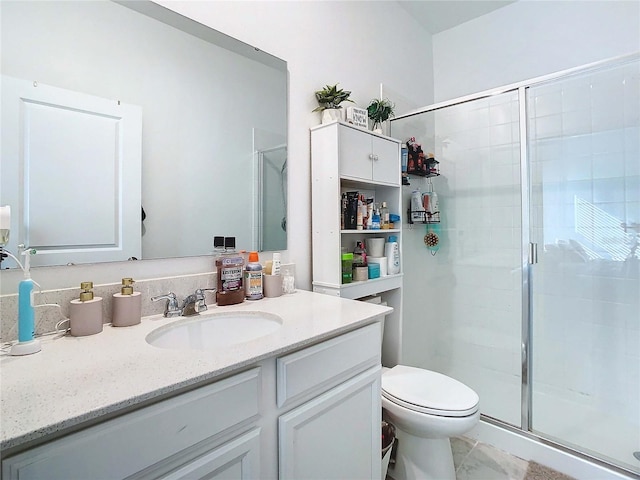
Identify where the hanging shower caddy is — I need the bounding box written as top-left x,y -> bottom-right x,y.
407,178 -> 440,224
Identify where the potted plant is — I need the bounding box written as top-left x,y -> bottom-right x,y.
313,84 -> 354,124
367,98 -> 395,134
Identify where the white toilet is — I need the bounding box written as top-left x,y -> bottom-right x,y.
381,365 -> 480,480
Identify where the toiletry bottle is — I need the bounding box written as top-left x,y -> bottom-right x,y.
112,277 -> 142,327
353,241 -> 367,267
213,236 -> 225,257
429,189 -> 439,214
366,199 -> 374,230
341,252 -> 353,284
411,190 -> 425,222
244,251 -> 263,300
272,252 -> 282,275
341,193 -> 347,230
69,282 -> 104,336
380,202 -> 390,229
215,237 -> 245,306
371,208 -> 381,230
385,236 -> 401,275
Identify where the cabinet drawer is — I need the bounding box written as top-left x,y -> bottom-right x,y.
276,323 -> 381,408
2,368 -> 260,480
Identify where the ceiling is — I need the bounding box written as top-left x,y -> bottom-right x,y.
397,1 -> 516,34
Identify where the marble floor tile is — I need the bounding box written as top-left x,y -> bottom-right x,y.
454,438 -> 529,480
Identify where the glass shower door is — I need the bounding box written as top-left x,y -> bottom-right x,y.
527,59 -> 640,474
391,90 -> 524,427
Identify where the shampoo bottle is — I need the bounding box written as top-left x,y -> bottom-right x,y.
69,282 -> 104,336
112,278 -> 142,327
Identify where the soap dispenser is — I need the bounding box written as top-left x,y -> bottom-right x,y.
112,278 -> 142,327
69,282 -> 104,336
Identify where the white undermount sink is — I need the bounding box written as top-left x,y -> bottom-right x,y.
146,311 -> 283,351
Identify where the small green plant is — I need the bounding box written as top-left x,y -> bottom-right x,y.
312,84 -> 354,112
367,98 -> 395,129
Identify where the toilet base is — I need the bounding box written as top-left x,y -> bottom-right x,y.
388,428 -> 455,480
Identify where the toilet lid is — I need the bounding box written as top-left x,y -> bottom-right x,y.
382,365 -> 479,417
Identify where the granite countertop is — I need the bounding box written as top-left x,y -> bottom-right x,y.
0,290 -> 392,452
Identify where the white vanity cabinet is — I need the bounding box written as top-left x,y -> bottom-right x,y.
2,369 -> 262,480
277,322 -> 382,480
1,323 -> 382,480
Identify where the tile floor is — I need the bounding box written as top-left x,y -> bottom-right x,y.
386,435 -> 576,480
451,436 -> 575,480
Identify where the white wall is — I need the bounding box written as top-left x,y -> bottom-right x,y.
0,1 -> 433,294
156,0 -> 434,291
432,0 -> 640,102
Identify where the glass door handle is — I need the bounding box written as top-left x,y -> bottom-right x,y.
528,243 -> 538,265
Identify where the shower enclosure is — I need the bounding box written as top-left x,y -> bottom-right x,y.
255,144 -> 287,252
390,55 -> 639,475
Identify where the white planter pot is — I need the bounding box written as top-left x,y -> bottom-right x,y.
321,108 -> 343,124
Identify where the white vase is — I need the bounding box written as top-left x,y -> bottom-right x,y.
321,108 -> 343,124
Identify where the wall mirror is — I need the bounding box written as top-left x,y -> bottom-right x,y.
0,0 -> 288,268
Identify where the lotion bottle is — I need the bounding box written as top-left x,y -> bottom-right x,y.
69,282 -> 104,336
385,235 -> 401,275
272,252 -> 282,275
112,278 -> 142,327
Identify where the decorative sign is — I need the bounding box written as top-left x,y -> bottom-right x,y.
345,107 -> 368,128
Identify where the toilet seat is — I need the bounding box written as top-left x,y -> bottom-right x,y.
382,365 -> 479,417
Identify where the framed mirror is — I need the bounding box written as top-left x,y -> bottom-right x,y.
0,0 -> 288,268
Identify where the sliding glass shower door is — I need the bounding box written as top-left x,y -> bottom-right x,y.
391,54 -> 639,475
527,59 -> 640,474
392,90 -> 525,427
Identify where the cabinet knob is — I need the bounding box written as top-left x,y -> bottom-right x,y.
369,154 -> 375,160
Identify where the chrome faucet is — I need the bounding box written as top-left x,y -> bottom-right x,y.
151,292 -> 181,318
180,288 -> 215,316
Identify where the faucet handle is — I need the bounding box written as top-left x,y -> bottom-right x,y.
194,288 -> 216,313
151,292 -> 181,317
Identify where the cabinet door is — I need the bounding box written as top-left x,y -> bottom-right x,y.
338,124 -> 374,181
160,429 -> 261,480
371,136 -> 400,185
278,366 -> 381,480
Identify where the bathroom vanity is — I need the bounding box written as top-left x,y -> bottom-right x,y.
0,291 -> 390,479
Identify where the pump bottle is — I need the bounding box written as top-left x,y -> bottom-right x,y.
112,278 -> 142,327
69,282 -> 104,336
